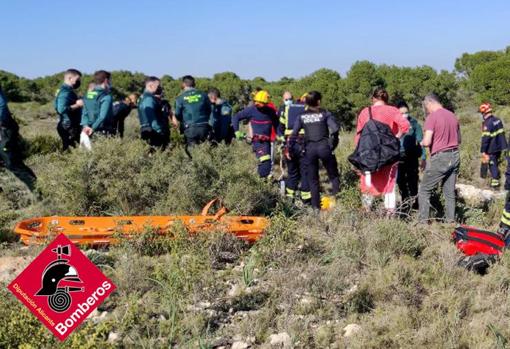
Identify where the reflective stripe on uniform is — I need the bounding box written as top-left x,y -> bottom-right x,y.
285,188 -> 295,197
301,191 -> 312,200
284,129 -> 305,136
501,210 -> 510,226
259,154 -> 271,162
86,91 -> 98,99
482,128 -> 505,137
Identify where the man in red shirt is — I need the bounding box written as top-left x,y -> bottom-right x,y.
418,93 -> 461,223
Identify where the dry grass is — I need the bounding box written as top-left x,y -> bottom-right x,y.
0,103 -> 509,348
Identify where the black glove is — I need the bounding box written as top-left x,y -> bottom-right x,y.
329,133 -> 339,151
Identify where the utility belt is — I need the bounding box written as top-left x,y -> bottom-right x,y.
251,134 -> 271,143
184,122 -> 210,130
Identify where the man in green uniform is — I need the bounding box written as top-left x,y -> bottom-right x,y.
0,86 -> 37,191
208,87 -> 234,144
54,69 -> 83,151
174,75 -> 212,148
137,76 -> 170,149
81,70 -> 115,137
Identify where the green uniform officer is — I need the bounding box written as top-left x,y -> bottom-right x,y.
54,69 -> 84,151
138,76 -> 170,149
174,75 -> 212,149
81,70 -> 114,137
0,86 -> 37,191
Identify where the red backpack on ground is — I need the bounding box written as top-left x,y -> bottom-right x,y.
452,226 -> 505,274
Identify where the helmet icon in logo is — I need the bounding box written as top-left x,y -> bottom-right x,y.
35,244 -> 84,312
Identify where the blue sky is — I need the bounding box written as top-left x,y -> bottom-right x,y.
1,0 -> 509,80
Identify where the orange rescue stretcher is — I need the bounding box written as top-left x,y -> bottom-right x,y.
14,199 -> 268,246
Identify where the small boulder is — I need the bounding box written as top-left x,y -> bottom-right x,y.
269,332 -> 292,348
107,332 -> 120,343
343,324 -> 362,338
231,341 -> 249,349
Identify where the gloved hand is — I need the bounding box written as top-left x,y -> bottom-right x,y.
235,131 -> 246,140
329,133 -> 339,151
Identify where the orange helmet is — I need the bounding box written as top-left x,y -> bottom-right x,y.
479,102 -> 492,115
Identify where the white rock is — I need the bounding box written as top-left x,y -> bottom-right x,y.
233,334 -> 244,341
343,324 -> 362,337
107,332 -> 120,343
456,183 -> 504,205
300,296 -> 313,305
269,332 -> 292,348
228,284 -> 242,297
86,309 -> 99,319
231,341 -> 249,349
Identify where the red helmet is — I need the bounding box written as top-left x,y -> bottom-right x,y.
479,102 -> 492,115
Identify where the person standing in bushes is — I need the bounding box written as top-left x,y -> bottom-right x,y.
232,90 -> 278,178
0,86 -> 37,192
138,76 -> 170,149
418,93 -> 460,223
497,158 -> 510,246
55,69 -> 84,151
113,93 -> 139,138
479,102 -> 507,189
290,91 -> 340,210
174,75 -> 212,148
396,101 -> 425,211
81,70 -> 115,137
208,88 -> 234,144
355,88 -> 409,215
278,91 -> 311,203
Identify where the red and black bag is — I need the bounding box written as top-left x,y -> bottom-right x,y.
452,226 -> 505,274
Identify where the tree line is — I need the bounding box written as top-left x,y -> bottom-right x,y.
1,46 -> 509,129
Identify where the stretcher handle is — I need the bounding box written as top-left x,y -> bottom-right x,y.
201,199 -> 228,220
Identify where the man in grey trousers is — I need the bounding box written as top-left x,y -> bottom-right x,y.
418,94 -> 461,223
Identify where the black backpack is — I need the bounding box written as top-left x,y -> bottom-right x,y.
348,107 -> 401,172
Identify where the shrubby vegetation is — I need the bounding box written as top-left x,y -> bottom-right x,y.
6,45 -> 510,128
1,45 -> 510,347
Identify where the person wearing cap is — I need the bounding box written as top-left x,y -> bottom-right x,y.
174,75 -> 212,148
55,69 -> 84,151
232,90 -> 278,178
277,91 -> 311,203
479,102 -> 507,189
113,93 -> 139,138
290,91 -> 340,210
